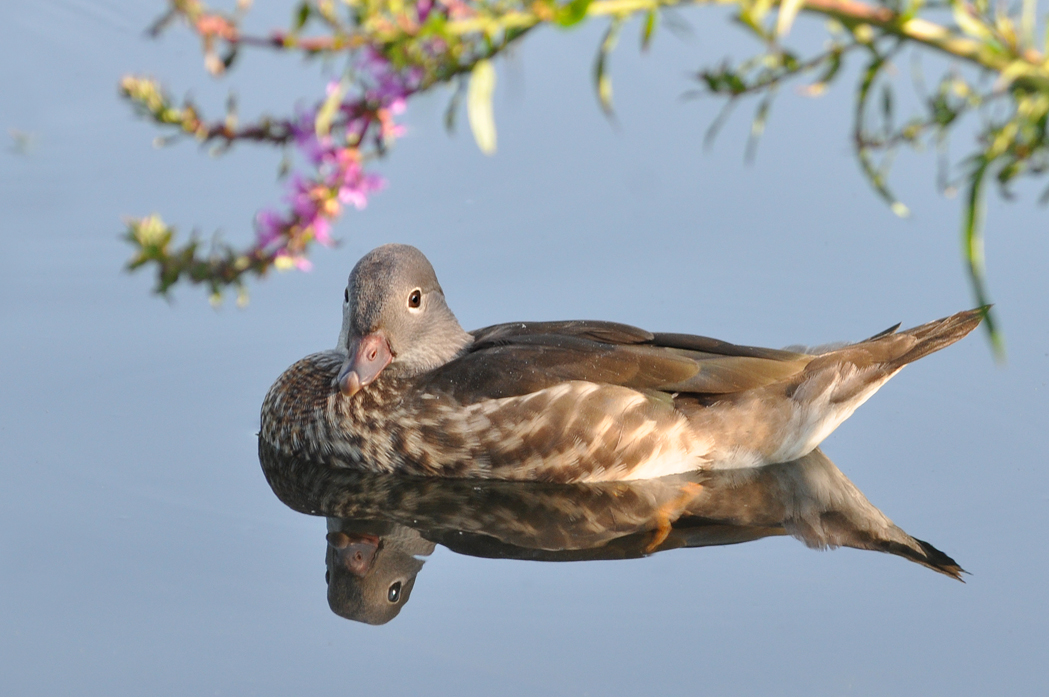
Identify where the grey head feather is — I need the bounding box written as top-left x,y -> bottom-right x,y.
337,244 -> 473,376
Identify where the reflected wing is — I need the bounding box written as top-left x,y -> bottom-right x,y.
418,320 -> 813,403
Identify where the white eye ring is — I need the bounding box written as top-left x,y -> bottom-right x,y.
407,288 -> 422,311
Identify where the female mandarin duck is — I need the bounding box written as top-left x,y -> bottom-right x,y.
261,244 -> 984,483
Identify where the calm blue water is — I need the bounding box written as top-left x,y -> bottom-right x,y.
2,2 -> 1047,695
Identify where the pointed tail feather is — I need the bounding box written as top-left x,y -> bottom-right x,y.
863,321 -> 902,342
800,307 -> 986,387
890,536 -> 967,581
889,306 -> 988,369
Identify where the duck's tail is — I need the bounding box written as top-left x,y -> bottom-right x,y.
781,307 -> 986,449
803,306 -> 986,381
685,308 -> 986,468
877,306 -> 988,370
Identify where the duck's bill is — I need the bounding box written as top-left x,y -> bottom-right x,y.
327,531 -> 380,577
338,332 -> 392,396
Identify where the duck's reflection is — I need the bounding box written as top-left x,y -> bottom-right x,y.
324,520 -> 434,625
259,441 -> 962,624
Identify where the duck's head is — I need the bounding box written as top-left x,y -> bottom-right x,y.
336,244 -> 472,396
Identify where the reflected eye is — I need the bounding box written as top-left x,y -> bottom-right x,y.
344,288 -> 349,304
387,581 -> 402,603
407,289 -> 422,309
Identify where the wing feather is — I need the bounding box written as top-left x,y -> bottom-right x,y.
419,321 -> 815,403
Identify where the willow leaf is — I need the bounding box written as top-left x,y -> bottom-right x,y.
468,59 -> 497,155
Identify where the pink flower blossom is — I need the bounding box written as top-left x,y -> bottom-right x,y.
255,209 -> 284,248
312,217 -> 333,246
417,0 -> 434,22
255,38 -> 417,273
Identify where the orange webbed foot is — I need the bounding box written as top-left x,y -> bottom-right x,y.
644,482 -> 704,552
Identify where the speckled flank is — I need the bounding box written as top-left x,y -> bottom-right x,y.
465,382 -> 710,481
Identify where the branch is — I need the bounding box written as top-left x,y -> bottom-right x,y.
120,0 -> 1045,354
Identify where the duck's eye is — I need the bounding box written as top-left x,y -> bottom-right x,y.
344,288 -> 349,304
407,289 -> 422,309
387,581 -> 402,603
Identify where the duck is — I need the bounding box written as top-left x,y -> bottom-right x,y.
260,243 -> 985,483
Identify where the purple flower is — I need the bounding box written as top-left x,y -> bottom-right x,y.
290,108 -> 317,145
358,47 -> 419,104
417,0 -> 434,22
338,171 -> 384,210
288,175 -> 320,220
255,208 -> 285,249
252,37 -> 425,275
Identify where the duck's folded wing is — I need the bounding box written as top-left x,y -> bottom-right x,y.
470,320 -> 655,346
420,322 -> 813,404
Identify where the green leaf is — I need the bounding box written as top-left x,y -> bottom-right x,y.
951,3 -> 994,42
735,10 -> 771,43
146,8 -> 178,38
293,2 -> 310,31
467,60 -> 497,155
704,99 -> 737,150
418,9 -> 448,36
881,85 -> 893,129
593,18 -> 623,117
556,0 -> 591,28
641,9 -> 657,52
444,78 -> 466,135
962,157 -> 1004,359
800,48 -> 842,96
995,59 -> 1038,91
776,0 -> 805,39
222,47 -> 239,71
855,54 -> 910,217
315,80 -> 345,138
1022,0 -> 1036,48
746,93 -> 774,163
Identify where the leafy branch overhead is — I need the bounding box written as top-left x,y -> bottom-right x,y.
124,0 -> 1048,350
